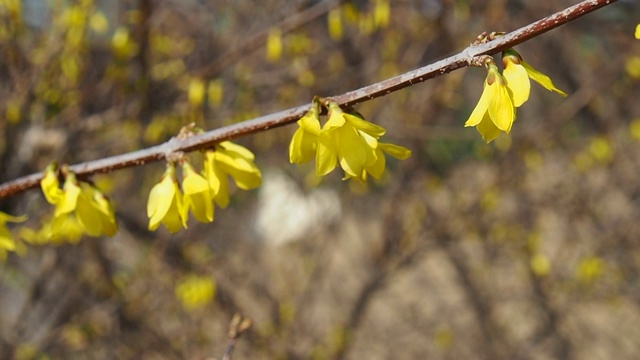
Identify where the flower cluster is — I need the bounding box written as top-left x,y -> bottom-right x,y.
147,141 -> 262,233
466,48 -> 566,143
289,99 -> 411,181
41,163 -> 118,238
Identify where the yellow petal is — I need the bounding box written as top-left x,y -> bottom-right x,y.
75,188 -> 103,236
214,151 -> 262,190
366,147 -> 386,179
522,61 -> 567,96
503,60 -> 530,107
161,197 -> 186,233
212,166 -> 230,208
289,127 -> 317,163
55,177 -> 81,217
359,131 -> 379,167
92,191 -> 118,237
148,170 -> 185,232
316,132 -> 338,176
182,163 -> 214,223
379,142 -> 412,159
218,141 -> 255,160
337,125 -> 368,178
324,103 -> 346,130
0,211 -> 27,224
298,109 -> 321,135
487,78 -> 515,133
476,113 -> 503,143
344,113 -> 386,137
465,81 -> 491,127
636,24 -> 640,40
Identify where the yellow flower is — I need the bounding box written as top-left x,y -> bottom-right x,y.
291,100 -> 411,181
317,102 -> 386,180
289,104 -> 321,164
636,24 -> 640,40
266,27 -> 283,62
204,141 -> 262,208
0,211 -> 27,253
181,162 -> 214,223
147,164 -> 187,233
465,61 -> 516,143
188,78 -> 206,107
41,163 -> 63,204
52,172 -> 118,237
175,274 -> 216,311
502,48 -> 567,107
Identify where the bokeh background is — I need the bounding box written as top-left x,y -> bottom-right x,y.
1,0 -> 640,359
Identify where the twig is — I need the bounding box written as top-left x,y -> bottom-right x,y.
194,0 -> 343,78
0,0 -> 618,199
220,313 -> 252,360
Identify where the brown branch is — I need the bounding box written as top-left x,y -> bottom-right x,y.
0,0 -> 618,199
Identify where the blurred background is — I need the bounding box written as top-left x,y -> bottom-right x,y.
1,0 -> 640,359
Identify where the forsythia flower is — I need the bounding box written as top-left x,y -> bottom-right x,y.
0,211 -> 27,253
175,274 -> 216,311
204,141 -> 262,208
465,60 -> 516,143
289,100 -> 411,181
147,163 -> 187,233
289,103 -> 321,164
52,173 -> 118,237
181,162 -> 214,223
502,48 -> 567,107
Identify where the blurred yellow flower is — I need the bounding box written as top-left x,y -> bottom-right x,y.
266,27 -> 283,62
502,48 -> 567,107
465,61 -> 515,143
328,8 -> 343,40
175,274 -> 216,311
147,164 -> 186,233
181,162 -> 214,223
636,24 -> 640,40
188,78 -> 206,107
0,211 -> 27,253
204,141 -> 262,209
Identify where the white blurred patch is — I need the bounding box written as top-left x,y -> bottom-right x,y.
254,170 -> 341,247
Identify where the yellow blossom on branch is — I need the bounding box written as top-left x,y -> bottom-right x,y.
289,101 -> 321,164
52,172 -> 117,237
502,48 -> 567,107
147,163 -> 186,233
289,100 -> 411,181
636,24 -> 640,40
465,60 -> 515,143
204,141 -> 262,209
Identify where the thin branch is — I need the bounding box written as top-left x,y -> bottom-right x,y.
193,0 -> 344,79
0,0 -> 617,199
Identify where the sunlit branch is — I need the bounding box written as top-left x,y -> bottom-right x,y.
0,0 -> 618,199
